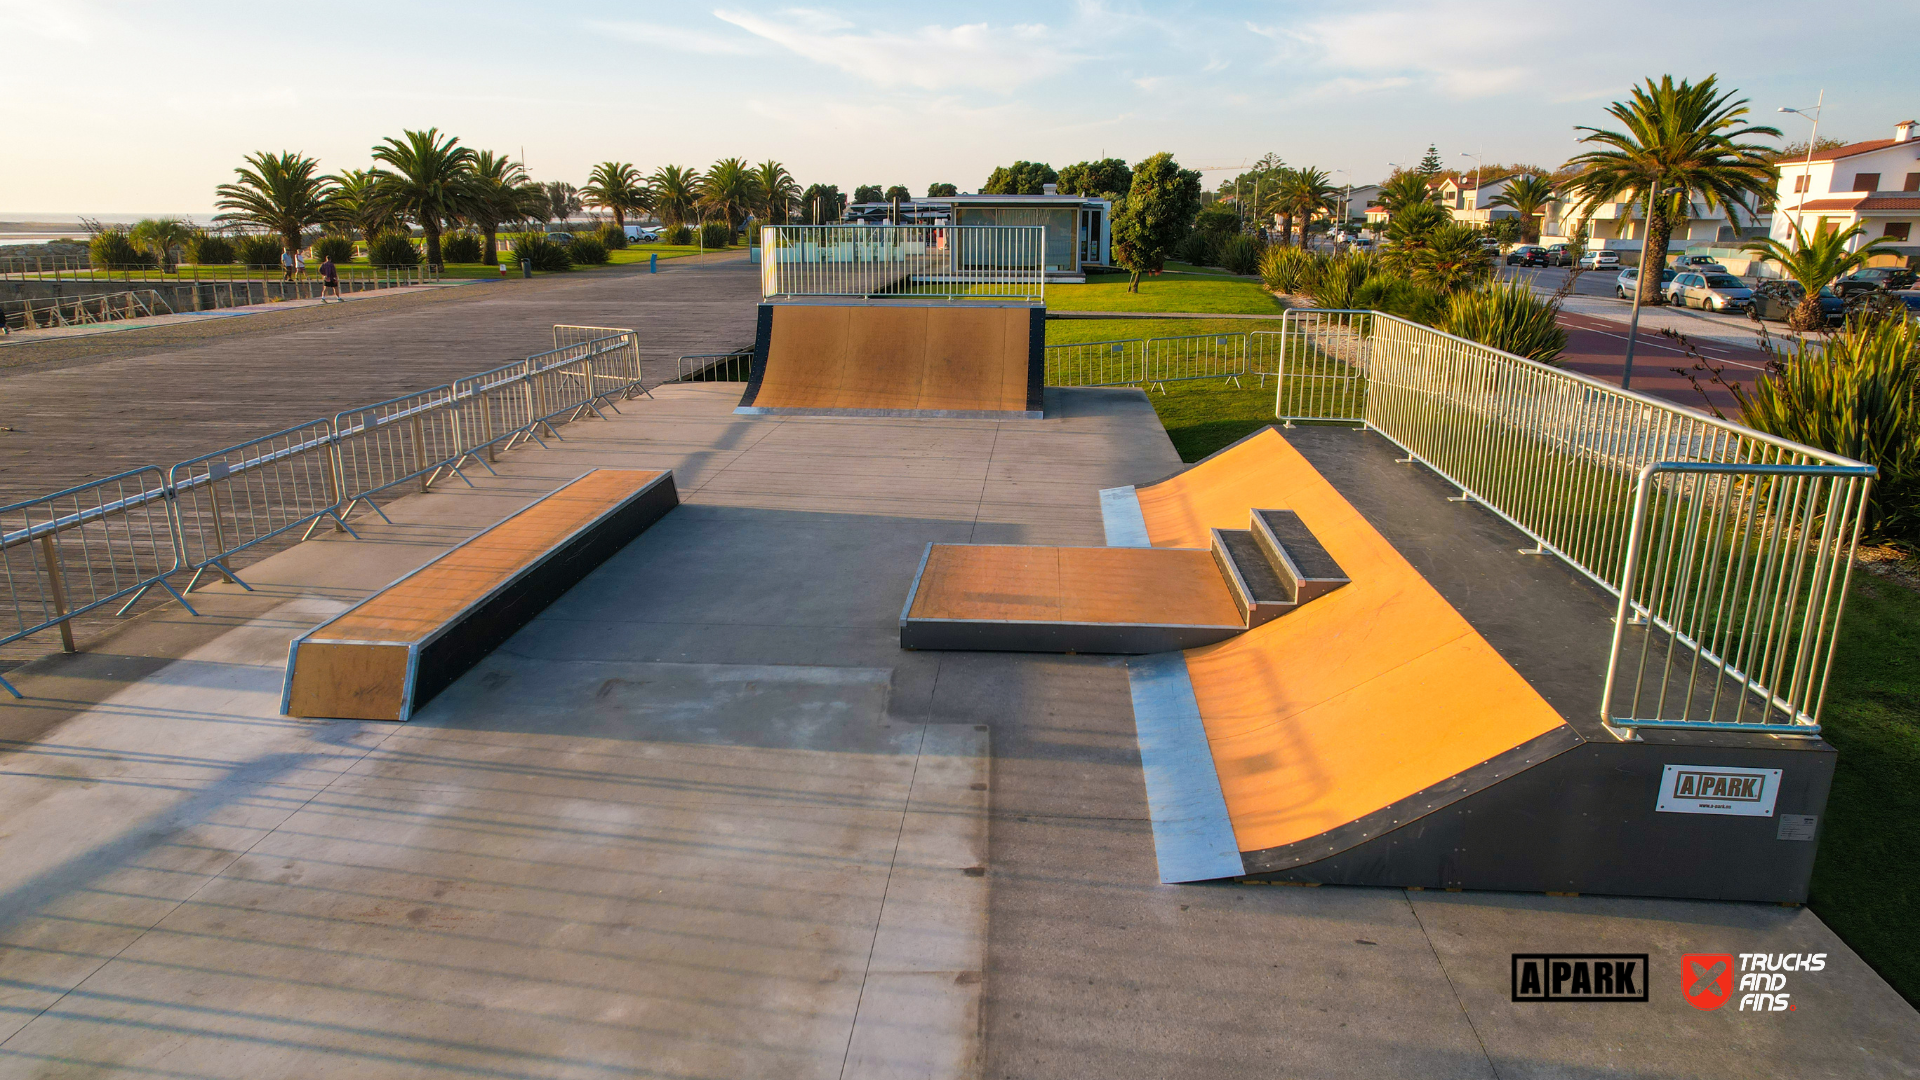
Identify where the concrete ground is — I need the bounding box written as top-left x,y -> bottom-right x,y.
1,385 -> 1916,1079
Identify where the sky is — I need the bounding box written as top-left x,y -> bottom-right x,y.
3,0 -> 1914,217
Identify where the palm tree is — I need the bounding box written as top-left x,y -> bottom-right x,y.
1486,174 -> 1557,244
1744,222 -> 1897,331
1376,171 -> 1437,215
699,158 -> 755,230
327,168 -> 402,243
1381,202 -> 1451,274
468,151 -> 542,266
213,151 -> 339,258
128,218 -> 195,272
650,165 -> 701,228
1561,75 -> 1779,306
543,181 -> 582,226
1275,167 -> 1341,246
370,128 -> 478,268
583,162 -> 646,230
1411,223 -> 1495,293
752,160 -> 800,225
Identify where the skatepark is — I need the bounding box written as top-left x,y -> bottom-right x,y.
1,237 -> 1916,1078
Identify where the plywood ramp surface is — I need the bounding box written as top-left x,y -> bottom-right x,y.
754,305 -> 1033,414
909,545 -> 1241,627
321,469 -> 663,645
1135,429 -> 1568,854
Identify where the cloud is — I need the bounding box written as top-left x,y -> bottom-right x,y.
2,0 -> 95,42
1254,2 -> 1558,99
590,18 -> 761,55
712,9 -> 1081,92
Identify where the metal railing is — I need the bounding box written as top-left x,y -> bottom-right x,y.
760,225 -> 1045,302
1278,309 -> 1873,738
1270,309 -> 1371,423
3,289 -> 174,331
0,325 -> 658,681
1,262 -> 441,285
677,350 -> 754,382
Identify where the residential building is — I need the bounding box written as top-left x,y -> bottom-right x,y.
1342,184 -> 1380,224
1769,120 -> 1920,267
1538,189 -> 1768,265
1437,175 -> 1522,227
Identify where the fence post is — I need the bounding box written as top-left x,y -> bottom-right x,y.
411,414 -> 430,491
38,535 -> 77,653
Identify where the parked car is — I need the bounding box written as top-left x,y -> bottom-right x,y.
1479,238 -> 1503,254
1833,266 -> 1918,297
1614,267 -> 1677,299
1543,244 -> 1575,266
545,232 -> 575,245
1895,290 -> 1920,315
1577,250 -> 1621,270
1506,245 -> 1547,266
1666,271 -> 1752,312
1671,255 -> 1728,273
623,224 -> 661,243
1748,280 -> 1845,326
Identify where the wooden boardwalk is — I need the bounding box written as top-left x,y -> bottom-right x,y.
0,254 -> 759,665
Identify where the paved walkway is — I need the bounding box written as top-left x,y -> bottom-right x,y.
1,385 -> 1913,1078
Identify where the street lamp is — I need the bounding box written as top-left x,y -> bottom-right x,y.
1458,151 -> 1484,213
1620,183 -> 1683,391
1778,91 -> 1825,241
1332,168 -> 1353,248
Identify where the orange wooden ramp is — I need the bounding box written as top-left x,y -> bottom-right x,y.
737,303 -> 1044,418
282,469 -> 678,721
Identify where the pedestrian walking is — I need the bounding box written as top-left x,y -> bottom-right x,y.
320,256 -> 340,302
280,248 -> 295,282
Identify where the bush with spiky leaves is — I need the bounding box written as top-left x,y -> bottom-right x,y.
234,234 -> 285,267
593,223 -> 628,250
366,233 -> 420,267
1308,250 -> 1377,310
441,232 -> 483,263
310,235 -> 356,263
1219,234 -> 1265,275
509,232 -> 570,272
1260,245 -> 1321,294
1410,223 -> 1494,293
662,224 -> 693,245
567,235 -> 608,265
1355,274 -> 1449,325
187,233 -> 235,265
698,221 -> 732,249
1442,279 -> 1567,364
88,228 -> 152,269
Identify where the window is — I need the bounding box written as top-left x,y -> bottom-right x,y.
1853,173 -> 1880,192
1887,223 -> 1913,242
1793,175 -> 1810,193
1905,173 -> 1920,193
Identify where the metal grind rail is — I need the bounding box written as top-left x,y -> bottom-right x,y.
0,326 -> 651,683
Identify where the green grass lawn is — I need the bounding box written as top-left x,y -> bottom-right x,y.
12,244 -> 732,284
1047,267 -> 1283,315
1807,573 -> 1920,1004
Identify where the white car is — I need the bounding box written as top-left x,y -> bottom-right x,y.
1666,271 -> 1753,312
624,225 -> 661,243
1577,250 -> 1621,270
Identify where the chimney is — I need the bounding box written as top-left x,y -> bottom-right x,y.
1897,120 -> 1917,143
1042,183 -> 1058,195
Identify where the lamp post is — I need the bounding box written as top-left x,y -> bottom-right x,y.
1332,169 -> 1353,248
1778,91 -> 1825,241
1458,151 -> 1484,219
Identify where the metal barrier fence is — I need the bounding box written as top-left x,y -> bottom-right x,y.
3,289 -> 174,331
1,262 -> 441,285
0,325 -> 652,681
676,351 -> 754,382
760,225 -> 1045,302
1,469 -> 190,697
1278,310 -> 1873,738
1045,334 -> 1257,390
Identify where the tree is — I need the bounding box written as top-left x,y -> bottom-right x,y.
1561,75 -> 1779,306
1112,152 -> 1202,293
1057,158 -> 1131,199
753,160 -> 800,225
468,151 -> 542,265
926,183 -> 958,198
649,166 -> 700,228
1274,167 -> 1340,245
1381,202 -> 1451,274
1743,222 -> 1896,331
982,161 -> 1058,195
853,184 -> 884,204
800,183 -> 843,224
883,185 -> 911,203
699,158 -> 755,229
213,151 -> 339,258
1411,223 -> 1494,293
583,162 -> 646,230
1376,171 -> 1437,215
128,218 -> 195,271
328,168 -> 402,243
1485,173 -> 1557,244
370,128 -> 478,268
1416,144 -> 1444,177
543,181 -> 583,225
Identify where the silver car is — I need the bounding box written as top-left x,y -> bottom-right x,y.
1666,271 -> 1752,312
1615,267 -> 1677,299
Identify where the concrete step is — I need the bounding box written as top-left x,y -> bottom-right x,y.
1251,508 -> 1350,606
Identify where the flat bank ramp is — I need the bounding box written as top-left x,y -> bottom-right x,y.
737,303 -> 1044,418
1131,429 -> 1578,879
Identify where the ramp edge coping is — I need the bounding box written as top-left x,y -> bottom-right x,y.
1099,485 -> 1150,548
1128,651 -> 1246,883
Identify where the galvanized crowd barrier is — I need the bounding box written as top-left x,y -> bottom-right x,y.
676,350 -> 754,382
761,225 -> 1045,302
169,420 -> 358,591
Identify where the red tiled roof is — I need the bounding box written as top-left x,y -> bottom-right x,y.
1793,195 -> 1920,212
1795,138 -> 1901,162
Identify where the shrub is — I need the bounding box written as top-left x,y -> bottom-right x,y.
1309,251 -> 1377,310
310,235 -> 356,263
568,234 -> 609,265
440,232 -> 483,263
1354,274 -> 1449,326
1219,234 -> 1265,276
1177,230 -> 1219,267
234,233 -> 286,267
1443,279 -> 1567,365
509,232 -> 572,272
186,232 -> 236,265
594,223 -> 629,250
1260,245 -> 1321,294
1736,317 -> 1920,543
662,224 -> 693,246
88,229 -> 153,270
366,232 -> 420,266
698,221 -> 732,249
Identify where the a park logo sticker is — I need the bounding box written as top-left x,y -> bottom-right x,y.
1510,955 -> 1648,1002
1687,952 -> 1827,1012
1654,764 -> 1781,817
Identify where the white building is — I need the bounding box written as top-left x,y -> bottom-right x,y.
1437,175 -> 1524,226
1769,120 -> 1920,266
1539,189 -> 1768,265
1342,184 -> 1380,224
